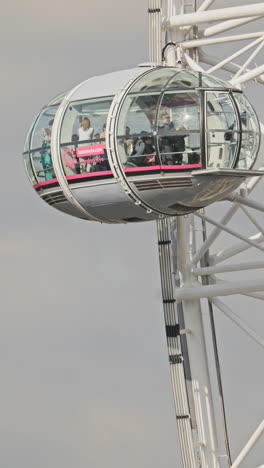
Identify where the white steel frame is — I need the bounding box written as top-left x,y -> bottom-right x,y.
149,1 -> 264,467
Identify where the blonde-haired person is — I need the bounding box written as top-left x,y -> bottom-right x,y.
78,117 -> 94,142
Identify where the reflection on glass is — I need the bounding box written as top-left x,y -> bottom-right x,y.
118,94 -> 159,135
207,92 -> 238,130
117,93 -> 160,168
238,132 -> 260,169
157,92 -> 201,166
202,74 -> 229,88
207,131 -> 239,168
234,93 -> 259,133
23,153 -> 37,185
233,93 -> 260,169
30,105 -> 59,150
24,119 -> 36,152
206,92 -> 238,168
166,70 -> 199,89
129,68 -> 177,93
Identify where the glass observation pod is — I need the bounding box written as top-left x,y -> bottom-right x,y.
23,66 -> 262,223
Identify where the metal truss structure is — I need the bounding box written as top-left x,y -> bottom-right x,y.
148,1 -> 264,467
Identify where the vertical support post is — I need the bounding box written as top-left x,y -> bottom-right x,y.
157,218 -> 197,467
175,216 -> 223,467
153,1 -> 230,467
148,0 -> 162,63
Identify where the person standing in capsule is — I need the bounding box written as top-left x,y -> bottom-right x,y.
78,117 -> 94,142
78,117 -> 94,172
41,128 -> 54,180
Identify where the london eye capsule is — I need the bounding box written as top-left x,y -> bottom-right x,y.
23,66 -> 261,223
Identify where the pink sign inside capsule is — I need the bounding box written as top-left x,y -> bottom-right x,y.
76,144 -> 105,158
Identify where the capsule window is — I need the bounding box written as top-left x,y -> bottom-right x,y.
233,93 -> 260,169
60,97 -> 113,176
29,106 -> 58,182
157,91 -> 201,167
206,92 -> 239,168
202,74 -> 231,88
23,153 -> 37,185
166,70 -> 200,90
128,68 -> 177,93
117,93 -> 160,169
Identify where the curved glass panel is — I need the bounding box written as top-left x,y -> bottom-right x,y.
29,105 -> 59,182
202,74 -> 230,88
129,68 -> 177,93
206,92 -> 238,168
233,93 -> 260,169
157,92 -> 201,167
166,70 -> 200,90
117,93 -> 159,168
60,97 -> 113,175
30,105 -> 59,150
234,93 -> 259,132
23,153 -> 37,185
24,118 -> 37,152
47,91 -> 67,106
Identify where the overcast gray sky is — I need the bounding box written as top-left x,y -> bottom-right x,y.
0,1 -> 264,467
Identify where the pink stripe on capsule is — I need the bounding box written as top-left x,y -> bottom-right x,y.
124,165 -> 161,172
33,164 -> 202,190
160,164 -> 202,170
33,178 -> 58,189
66,171 -> 113,180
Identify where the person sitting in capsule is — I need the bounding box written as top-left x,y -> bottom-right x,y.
128,132 -> 156,166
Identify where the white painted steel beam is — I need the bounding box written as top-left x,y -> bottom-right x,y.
201,16 -> 261,38
247,169 -> 264,190
206,35 -> 264,74
181,32 -> 264,49
156,217 -> 197,468
242,292 -> 264,301
192,204 -> 240,265
197,0 -> 215,12
183,52 -> 204,71
194,212 -> 264,254
175,279 -> 264,301
231,420 -> 264,468
193,261 -> 264,276
192,170 -> 264,265
211,298 -> 264,350
226,193 -> 264,213
214,278 -> 264,301
230,63 -> 264,85
233,39 -> 264,79
199,50 -> 264,84
239,206 -> 264,236
176,217 -> 221,467
166,4 -> 264,28
213,233 -> 264,264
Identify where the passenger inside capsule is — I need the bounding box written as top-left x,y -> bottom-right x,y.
40,128 -> 54,180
